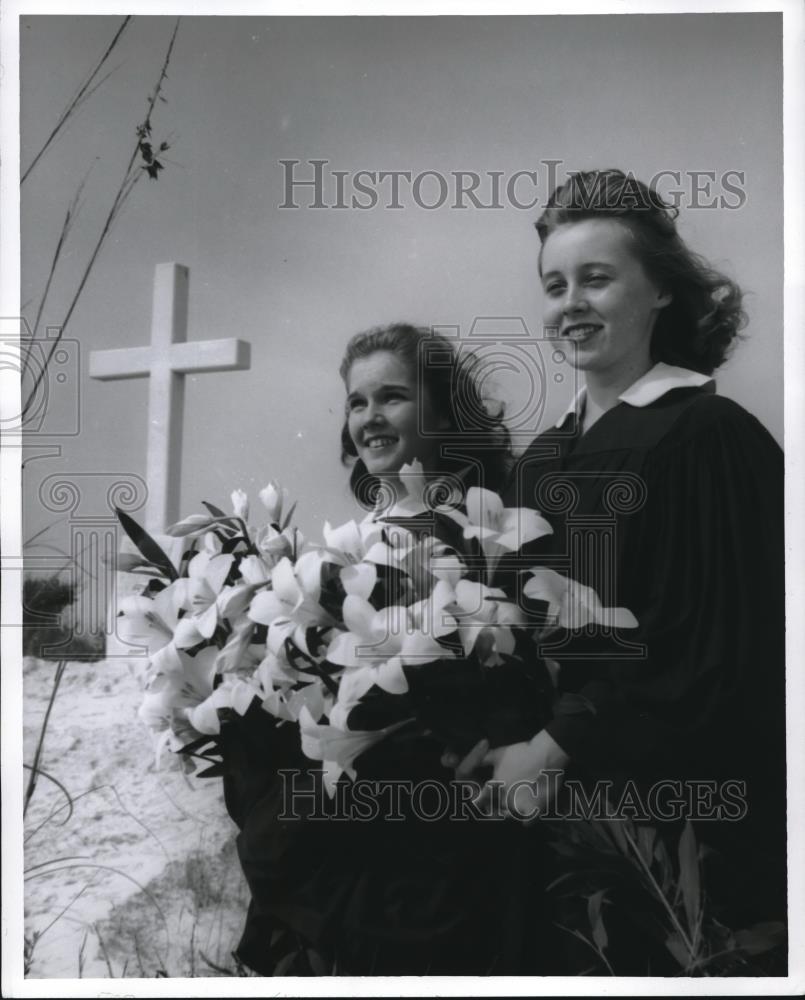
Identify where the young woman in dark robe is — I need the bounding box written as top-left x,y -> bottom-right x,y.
451,169 -> 786,971
220,324 -> 553,975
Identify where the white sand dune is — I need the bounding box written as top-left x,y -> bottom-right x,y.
23,656 -> 249,979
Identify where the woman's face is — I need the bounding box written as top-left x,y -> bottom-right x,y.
540,218 -> 671,379
346,350 -> 443,478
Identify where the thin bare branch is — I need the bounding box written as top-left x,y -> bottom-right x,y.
21,18 -> 181,421
23,660 -> 67,816
72,62 -> 125,116
26,164 -> 93,343
22,763 -> 74,825
21,16 -> 132,184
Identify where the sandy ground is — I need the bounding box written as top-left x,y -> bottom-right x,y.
22,656 -> 251,980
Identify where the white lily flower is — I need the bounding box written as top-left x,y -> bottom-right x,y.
264,617 -> 298,657
118,584 -> 206,655
140,644 -> 219,731
298,705 -> 410,797
256,524 -> 300,569
248,554 -> 332,631
138,689 -> 173,733
335,654 -> 408,711
452,578 -> 527,665
256,649 -> 297,691
373,460 -> 430,517
185,675 -> 261,735
427,549 -> 466,589
216,584 -> 257,621
340,561 -> 378,600
362,540 -> 411,569
325,593 -> 454,727
329,595 -> 447,670
214,617 -> 259,675
321,518 -> 392,564
231,488 -> 249,522
465,487 -> 552,551
323,519 -> 365,561
117,593 -> 175,656
261,688 -> 295,722
238,554 -> 271,587
443,488 -> 553,575
397,459 -> 427,506
174,551 -> 235,640
147,639 -> 187,678
523,568 -> 639,630
258,480 -> 287,523
408,578 -> 460,640
286,683 -> 327,722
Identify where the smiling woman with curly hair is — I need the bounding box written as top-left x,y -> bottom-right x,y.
339,322 -> 514,507
451,168 -> 786,974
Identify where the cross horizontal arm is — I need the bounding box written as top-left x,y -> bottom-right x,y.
88,339 -> 252,380
169,338 -> 251,373
88,346 -> 153,380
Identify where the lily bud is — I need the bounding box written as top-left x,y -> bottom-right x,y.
258,480 -> 285,523
231,488 -> 249,522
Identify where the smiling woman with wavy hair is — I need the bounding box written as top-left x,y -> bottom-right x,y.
535,168 -> 748,375
447,167 -> 786,974
338,322 -> 513,508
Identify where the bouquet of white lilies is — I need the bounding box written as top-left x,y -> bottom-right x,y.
116,463 -> 637,793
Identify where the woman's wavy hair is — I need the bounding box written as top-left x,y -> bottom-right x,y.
535,169 -> 747,375
339,323 -> 513,505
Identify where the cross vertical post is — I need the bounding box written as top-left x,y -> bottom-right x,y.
148,262 -> 188,533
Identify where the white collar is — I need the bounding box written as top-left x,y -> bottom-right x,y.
553,362 -> 714,428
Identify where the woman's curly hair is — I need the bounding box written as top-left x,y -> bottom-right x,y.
535,169 -> 748,375
339,323 -> 513,506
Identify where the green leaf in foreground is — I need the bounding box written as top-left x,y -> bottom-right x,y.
115,508 -> 179,581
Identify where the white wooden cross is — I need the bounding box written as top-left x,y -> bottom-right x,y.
89,262 -> 251,532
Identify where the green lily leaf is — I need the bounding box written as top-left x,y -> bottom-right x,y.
115,508 -> 178,581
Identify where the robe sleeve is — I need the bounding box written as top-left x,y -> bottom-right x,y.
543,396 -> 785,794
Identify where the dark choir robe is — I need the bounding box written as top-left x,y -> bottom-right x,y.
221,707 -> 548,975
220,505 -> 551,976
503,369 -> 787,928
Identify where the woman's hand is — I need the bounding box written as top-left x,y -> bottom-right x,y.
442,730 -> 570,821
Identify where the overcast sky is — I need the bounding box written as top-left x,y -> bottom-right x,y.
19,12 -> 783,560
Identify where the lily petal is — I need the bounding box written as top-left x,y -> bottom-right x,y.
341,594 -> 379,638
495,508 -> 553,551
248,589 -> 288,626
376,655 -> 409,694
323,519 -> 363,560
466,486 -> 504,530
173,616 -> 206,649
204,553 -> 235,595
271,557 -> 301,605
196,602 -> 219,640
238,554 -> 270,586
340,562 -> 377,600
